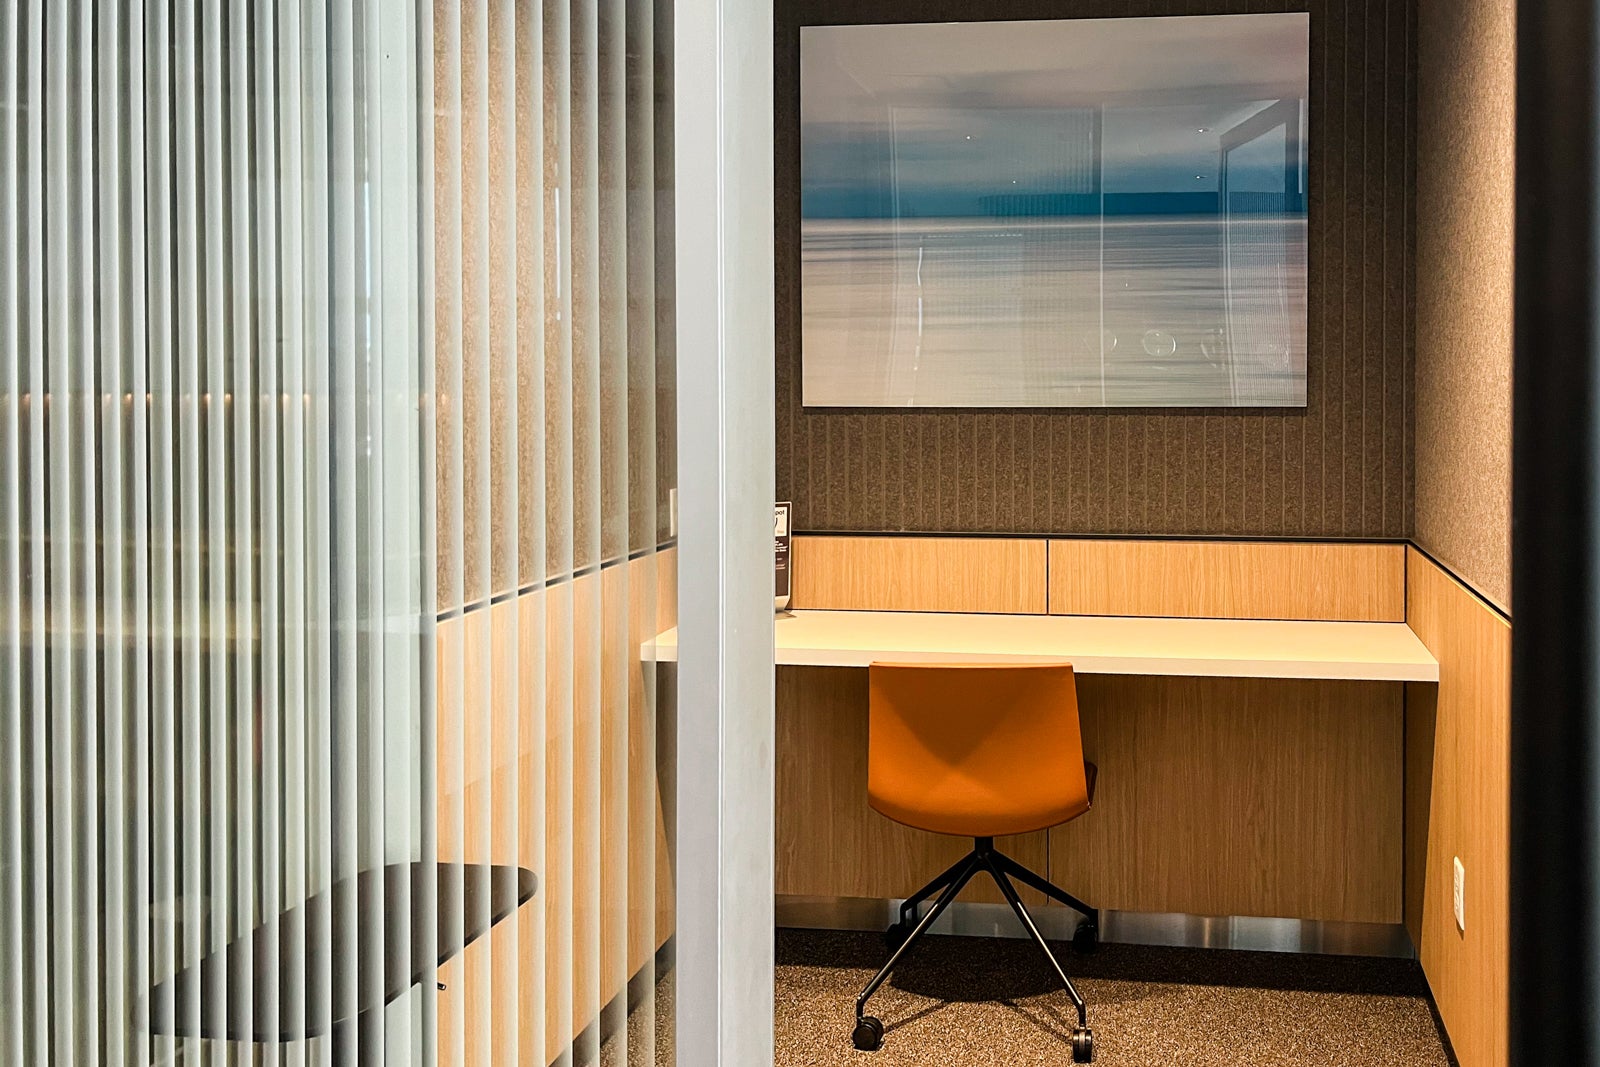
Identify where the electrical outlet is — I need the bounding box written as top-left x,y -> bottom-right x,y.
1453,856 -> 1466,933
669,487 -> 678,537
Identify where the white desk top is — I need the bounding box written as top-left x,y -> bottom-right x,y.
646,609 -> 1439,682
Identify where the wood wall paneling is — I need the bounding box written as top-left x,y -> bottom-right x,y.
655,544 -> 678,635
776,0 -> 1415,539
613,556 -> 670,977
1404,548 -> 1510,1067
778,666 -> 1403,924
1050,675 -> 1404,923
1047,539 -> 1406,621
435,551 -> 677,1066
790,534 -> 1048,614
436,595 -> 538,1065
653,551 -> 679,951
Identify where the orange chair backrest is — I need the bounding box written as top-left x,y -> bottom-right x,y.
867,662 -> 1090,838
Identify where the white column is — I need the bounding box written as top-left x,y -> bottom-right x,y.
674,0 -> 776,1058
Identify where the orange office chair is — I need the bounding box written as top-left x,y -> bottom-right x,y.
852,662 -> 1100,1063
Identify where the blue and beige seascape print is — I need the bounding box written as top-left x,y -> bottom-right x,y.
800,14 -> 1310,408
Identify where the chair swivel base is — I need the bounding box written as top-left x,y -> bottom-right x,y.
849,837 -> 1098,1063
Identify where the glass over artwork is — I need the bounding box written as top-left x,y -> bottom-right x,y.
800,14 -> 1310,408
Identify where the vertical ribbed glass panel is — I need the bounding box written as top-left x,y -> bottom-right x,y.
512,3 -> 549,1061
225,0 -> 256,1046
3,0 -> 675,1060
0,3 -> 23,1064
94,2 -> 128,1062
124,3 -> 153,1060
275,0 -> 310,1056
23,13 -> 48,1063
5,0 -> 448,1060
432,0 -> 676,1050
143,0 -> 178,1058
251,0 -> 283,1060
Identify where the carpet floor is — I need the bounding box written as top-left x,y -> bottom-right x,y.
773,928 -> 1454,1067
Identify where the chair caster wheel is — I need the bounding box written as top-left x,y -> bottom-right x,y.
1071,1025 -> 1094,1062
852,1015 -> 885,1052
1072,920 -> 1100,955
884,920 -> 911,952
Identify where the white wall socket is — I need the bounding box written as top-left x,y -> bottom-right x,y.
669,487 -> 678,538
1452,856 -> 1466,933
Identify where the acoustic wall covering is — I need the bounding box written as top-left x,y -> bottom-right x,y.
777,0 -> 1416,538
1414,0 -> 1513,612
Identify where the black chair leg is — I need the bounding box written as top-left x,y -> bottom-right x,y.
853,842 -> 1098,1062
982,856 -> 1096,1063
895,852 -> 973,928
995,850 -> 1098,925
852,852 -> 981,1051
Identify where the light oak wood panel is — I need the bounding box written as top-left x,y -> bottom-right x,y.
776,666 -> 1049,906
436,552 -> 677,1066
597,569 -> 632,1019
566,575 -> 605,1060
1048,539 -> 1406,622
436,595 -> 540,1065
542,580 -> 580,1063
777,666 -> 1403,923
1405,548 -> 1510,1067
791,535 -> 1048,614
653,548 -> 678,957
611,556 -> 671,977
1050,676 -> 1404,923
655,544 -> 677,634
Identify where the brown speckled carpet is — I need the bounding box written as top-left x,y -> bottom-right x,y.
598,965 -> 676,1067
774,929 -> 1454,1067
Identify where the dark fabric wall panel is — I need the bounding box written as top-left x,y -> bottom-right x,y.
775,0 -> 1415,537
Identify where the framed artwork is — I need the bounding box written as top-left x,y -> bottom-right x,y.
800,13 -> 1310,408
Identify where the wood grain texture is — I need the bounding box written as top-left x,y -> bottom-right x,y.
1050,675 -> 1404,923
655,544 -> 678,634
775,0 -> 1414,540
435,553 -> 677,1066
1404,548 -> 1510,1067
777,666 -> 1402,923
776,666 -> 1049,905
611,556 -> 671,977
1048,539 -> 1406,621
653,550 -> 678,950
791,534 -> 1048,614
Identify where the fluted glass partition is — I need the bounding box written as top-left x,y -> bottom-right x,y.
0,0 -> 676,1061
429,0 -> 677,1062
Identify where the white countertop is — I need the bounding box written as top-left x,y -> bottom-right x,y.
645,609 -> 1439,682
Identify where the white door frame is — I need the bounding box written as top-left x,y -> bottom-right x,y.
674,0 -> 777,1061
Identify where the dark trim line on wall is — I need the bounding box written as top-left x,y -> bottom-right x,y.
1406,540 -> 1511,626
792,529 -> 1414,546
437,538 -> 679,624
